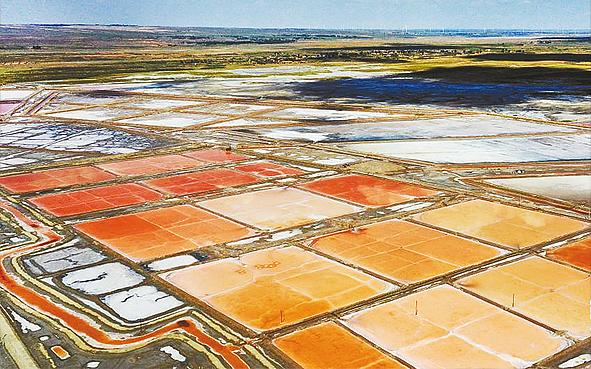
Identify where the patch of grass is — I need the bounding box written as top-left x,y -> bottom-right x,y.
2,37 -> 589,84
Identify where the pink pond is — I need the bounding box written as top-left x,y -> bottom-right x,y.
0,102 -> 20,114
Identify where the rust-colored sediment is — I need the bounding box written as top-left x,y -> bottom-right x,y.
142,168 -> 259,196
96,154 -> 205,176
50,345 -> 69,360
234,162 -> 304,178
29,183 -> 163,217
307,219 -> 503,284
299,174 -> 439,206
546,238 -> 591,271
75,204 -> 256,261
274,322 -> 408,369
0,166 -> 115,194
183,149 -> 248,163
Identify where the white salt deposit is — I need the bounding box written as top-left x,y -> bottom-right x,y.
161,346 -> 187,362
0,90 -> 37,101
118,113 -> 223,127
101,285 -> 183,321
61,262 -> 145,295
10,311 -> 41,333
263,107 -> 392,121
148,255 -> 198,271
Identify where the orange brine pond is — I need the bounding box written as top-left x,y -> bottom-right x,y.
142,168 -> 260,196
344,285 -> 567,369
234,162 -> 305,178
273,322 -> 408,369
96,154 -> 205,176
546,237 -> 591,271
0,166 -> 115,194
306,219 -> 504,284
29,183 -> 163,217
161,246 -> 393,331
75,204 -> 257,262
299,174 -> 439,206
198,188 -> 362,230
183,149 -> 249,163
50,345 -> 70,360
413,200 -> 589,249
456,256 -> 591,339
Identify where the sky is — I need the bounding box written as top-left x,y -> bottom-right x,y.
1,0 -> 590,30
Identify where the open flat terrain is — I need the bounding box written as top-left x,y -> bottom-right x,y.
0,26 -> 589,369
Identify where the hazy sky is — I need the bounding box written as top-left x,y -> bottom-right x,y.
2,0 -> 590,30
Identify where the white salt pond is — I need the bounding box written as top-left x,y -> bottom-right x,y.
101,285 -> 183,321
207,117 -> 299,128
118,112 -> 225,127
61,262 -> 145,295
486,175 -> 591,204
341,134 -> 591,164
250,115 -> 577,142
262,107 -> 395,121
183,102 -> 272,115
45,107 -> 146,121
120,99 -> 206,110
0,89 -> 38,101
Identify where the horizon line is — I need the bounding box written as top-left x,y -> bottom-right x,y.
2,24 -> 591,33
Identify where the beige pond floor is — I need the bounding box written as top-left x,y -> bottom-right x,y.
413,199 -> 589,249
456,256 -> 591,339
344,285 -> 568,368
161,246 -> 393,331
